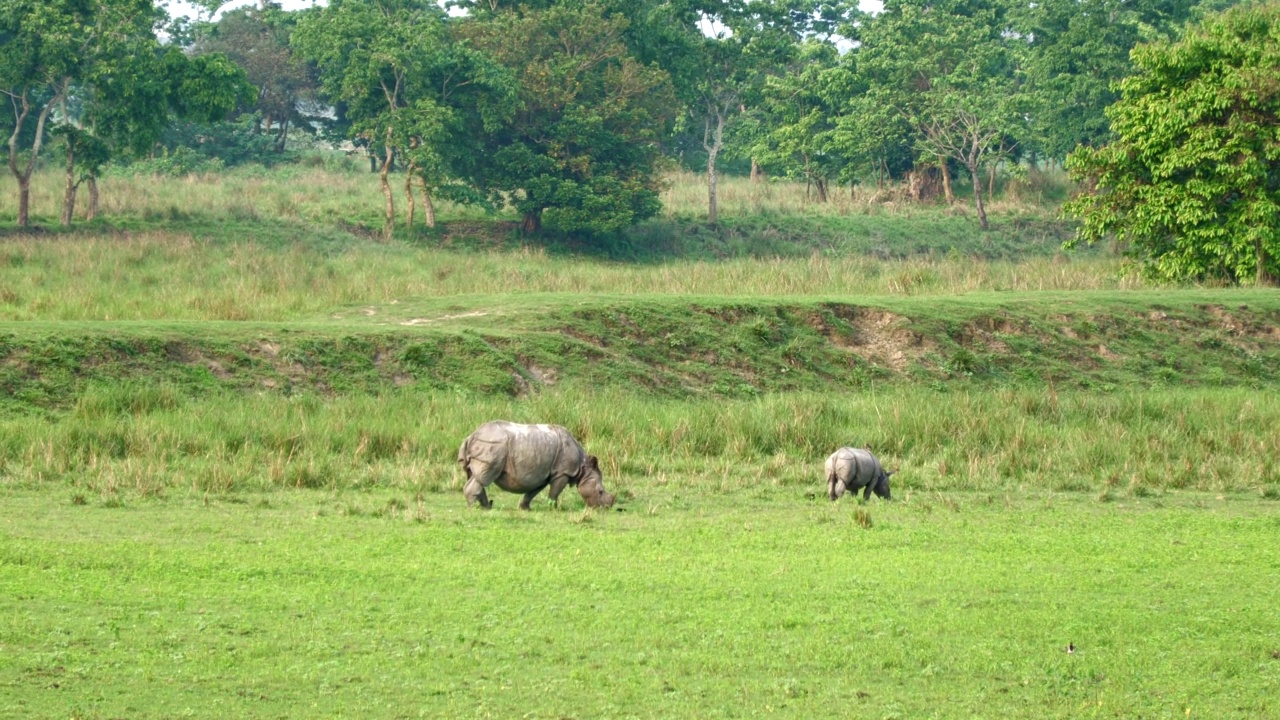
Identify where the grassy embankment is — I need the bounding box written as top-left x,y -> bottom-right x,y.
3,164 -> 1280,717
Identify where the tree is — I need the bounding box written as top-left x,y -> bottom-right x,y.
1,0 -> 251,227
196,1 -> 318,152
850,0 -> 1029,225
1064,3 -> 1280,284
1012,0 -> 1206,163
460,3 -> 677,234
294,0 -> 455,238
685,0 -> 814,224
829,86 -> 914,191
750,40 -> 852,201
51,123 -> 108,224
915,86 -> 1020,229
1,0 -> 102,227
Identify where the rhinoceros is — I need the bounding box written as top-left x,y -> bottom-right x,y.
825,447 -> 892,501
457,421 -> 615,510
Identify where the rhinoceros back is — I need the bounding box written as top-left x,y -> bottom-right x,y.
827,447 -> 881,488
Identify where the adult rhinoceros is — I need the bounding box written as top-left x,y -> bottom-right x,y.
825,447 -> 893,502
457,421 -> 615,510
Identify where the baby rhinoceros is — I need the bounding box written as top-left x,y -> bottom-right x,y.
825,447 -> 893,502
457,421 -> 615,510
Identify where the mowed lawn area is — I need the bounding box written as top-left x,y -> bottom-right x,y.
2,489 -> 1278,719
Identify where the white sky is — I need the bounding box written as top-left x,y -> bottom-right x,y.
162,0 -> 883,23
161,0 -> 322,21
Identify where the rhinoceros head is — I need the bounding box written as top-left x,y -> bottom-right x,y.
873,471 -> 893,500
575,455 -> 615,508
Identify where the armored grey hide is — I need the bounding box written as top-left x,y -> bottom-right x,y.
825,447 -> 892,501
457,421 -> 615,510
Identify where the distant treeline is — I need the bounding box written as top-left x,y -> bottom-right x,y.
0,0 -> 1251,235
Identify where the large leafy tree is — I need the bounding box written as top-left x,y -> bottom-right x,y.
196,1 -> 318,152
1065,3 -> 1280,284
293,0 -> 478,237
684,0 -> 816,224
59,48 -> 251,224
1012,0 -> 1145,162
1,0 -> 249,227
851,0 -> 1028,227
749,40 -> 853,201
1012,0 -> 1209,163
461,2 -> 677,234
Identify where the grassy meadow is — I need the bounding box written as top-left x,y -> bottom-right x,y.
3,490 -> 1279,719
3,161 -> 1280,717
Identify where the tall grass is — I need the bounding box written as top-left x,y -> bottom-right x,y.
1,162 -> 1071,228
2,386 -> 1275,497
0,231 -> 1143,321
659,169 -> 1073,220
0,161 -> 492,229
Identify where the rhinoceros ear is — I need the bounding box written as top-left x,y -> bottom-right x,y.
585,455 -> 600,470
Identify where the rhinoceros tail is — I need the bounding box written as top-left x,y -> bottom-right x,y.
457,438 -> 473,479
827,471 -> 839,501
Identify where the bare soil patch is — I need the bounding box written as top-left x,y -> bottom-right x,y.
817,306 -> 934,372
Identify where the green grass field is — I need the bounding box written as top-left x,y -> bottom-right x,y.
3,163 -> 1279,717
3,491 -> 1278,718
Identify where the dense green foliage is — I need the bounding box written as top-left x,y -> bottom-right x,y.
1065,2 -> 1280,284
458,4 -> 678,234
194,1 -> 318,153
9,0 -> 1273,280
0,0 -> 250,227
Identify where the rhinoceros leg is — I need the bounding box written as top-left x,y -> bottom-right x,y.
519,481 -> 550,511
464,478 -> 492,509
546,475 -> 571,506
462,461 -> 499,509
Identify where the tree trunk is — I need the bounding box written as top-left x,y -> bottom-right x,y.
262,113 -> 273,136
17,177 -> 31,228
969,165 -> 989,231
274,116 -> 289,153
521,210 -> 542,234
940,160 -> 954,205
404,162 -> 416,231
750,158 -> 763,183
379,134 -> 395,240
8,85 -> 65,229
907,170 -> 923,201
1260,240 -> 1276,286
62,144 -> 77,227
704,109 -> 725,226
87,176 -> 99,221
988,161 -> 998,202
814,177 -> 828,203
420,179 -> 436,229
706,144 -> 720,225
